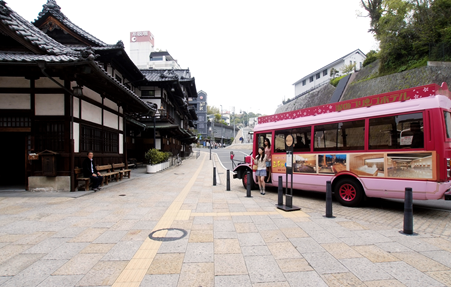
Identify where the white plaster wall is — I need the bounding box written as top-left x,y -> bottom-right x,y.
73,122 -> 79,153
104,110 -> 118,129
119,107 -> 123,114
146,99 -> 161,109
104,98 -> 117,111
35,78 -> 63,88
119,116 -> 123,131
0,94 -> 30,109
81,100 -> 102,125
72,82 -> 102,103
35,94 -> 64,116
114,70 -> 123,81
119,134 -> 123,154
156,138 -> 161,150
107,64 -> 113,75
0,77 -> 29,88
73,98 -> 79,118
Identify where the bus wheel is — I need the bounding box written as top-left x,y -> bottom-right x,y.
334,178 -> 364,207
242,170 -> 257,190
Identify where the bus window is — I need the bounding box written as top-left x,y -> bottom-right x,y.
444,111 -> 451,138
369,112 -> 423,149
314,120 -> 364,151
274,130 -> 287,153
257,133 -> 272,149
292,127 -> 311,152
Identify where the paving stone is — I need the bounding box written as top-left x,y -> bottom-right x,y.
340,258 -> 393,281
421,238 -> 451,252
297,221 -> 326,232
242,245 -> 272,256
389,236 -> 441,252
1,259 -> 67,287
255,223 -> 279,231
260,230 -> 288,243
184,242 -> 214,263
215,254 -> 247,275
215,275 -> 252,287
235,222 -> 258,233
338,221 -> 368,230
323,272 -> 367,287
214,238 -> 241,254
364,279 -> 407,287
177,262 -> 214,287
158,238 -> 189,253
53,254 -> 103,275
237,233 -> 265,246
245,255 -> 285,283
22,237 -> 67,254
92,230 -> 127,244
188,230 -> 213,243
276,258 -> 312,272
0,253 -> 44,276
68,228 -> 108,243
232,215 -> 253,223
0,234 -> 27,243
353,245 -> 399,263
250,215 -> 273,225
420,250 -> 451,268
51,227 -> 86,238
302,251 -> 348,274
376,242 -> 412,253
140,274 -> 179,287
120,229 -> 149,241
14,231 -> 56,245
284,271 -> 328,287
191,223 -> 213,230
377,261 -> 444,286
0,277 -> 11,285
43,242 -> 89,260
0,244 -> 33,264
267,242 -> 302,260
251,282 -> 290,287
290,237 -> 325,253
214,231 -> 238,239
304,229 -> 342,244
147,253 -> 184,274
79,243 -> 115,254
426,270 -> 451,286
279,227 -> 308,238
392,252 -> 449,272
271,218 -> 299,229
321,243 -> 362,260
76,260 -> 128,286
36,274 -> 84,287
101,241 -> 142,260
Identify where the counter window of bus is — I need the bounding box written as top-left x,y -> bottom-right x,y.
444,111 -> 451,139
314,120 -> 364,151
274,127 -> 311,153
369,112 -> 423,149
257,133 -> 272,149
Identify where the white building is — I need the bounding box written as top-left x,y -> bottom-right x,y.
130,31 -> 155,69
293,49 -> 366,97
148,51 -> 181,70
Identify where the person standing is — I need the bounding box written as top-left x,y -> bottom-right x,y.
264,138 -> 272,183
82,151 -> 103,191
254,147 -> 267,195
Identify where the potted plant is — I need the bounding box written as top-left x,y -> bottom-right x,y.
166,151 -> 173,167
145,149 -> 164,174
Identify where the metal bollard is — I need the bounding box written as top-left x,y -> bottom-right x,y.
246,170 -> 252,197
226,170 -> 231,191
325,181 -> 333,218
277,176 -> 283,206
403,187 -> 413,234
213,167 -> 216,186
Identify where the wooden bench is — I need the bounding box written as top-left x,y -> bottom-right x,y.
113,163 -> 131,180
75,167 -> 90,191
128,158 -> 143,169
96,164 -> 120,185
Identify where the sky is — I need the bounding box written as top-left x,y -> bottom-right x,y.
9,0 -> 378,116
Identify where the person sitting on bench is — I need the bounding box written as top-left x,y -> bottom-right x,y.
82,151 -> 103,191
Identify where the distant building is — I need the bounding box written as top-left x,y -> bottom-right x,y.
148,51 -> 181,70
130,31 -> 155,69
293,49 -> 366,97
189,90 -> 208,139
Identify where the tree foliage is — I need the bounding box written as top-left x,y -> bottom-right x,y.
207,105 -> 220,115
362,0 -> 451,74
340,62 -> 357,75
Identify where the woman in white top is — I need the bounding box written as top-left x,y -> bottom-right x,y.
254,147 -> 267,195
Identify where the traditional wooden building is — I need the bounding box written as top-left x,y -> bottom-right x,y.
0,0 -> 155,191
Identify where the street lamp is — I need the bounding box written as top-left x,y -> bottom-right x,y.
153,106 -> 165,150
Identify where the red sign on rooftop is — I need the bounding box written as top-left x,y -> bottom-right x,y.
258,83 -> 450,125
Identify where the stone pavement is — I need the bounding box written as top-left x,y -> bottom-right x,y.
0,152 -> 450,286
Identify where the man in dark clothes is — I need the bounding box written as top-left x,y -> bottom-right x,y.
82,151 -> 103,191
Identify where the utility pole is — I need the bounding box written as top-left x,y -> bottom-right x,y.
220,105 -> 223,145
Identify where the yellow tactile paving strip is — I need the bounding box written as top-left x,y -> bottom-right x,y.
112,155 -> 207,287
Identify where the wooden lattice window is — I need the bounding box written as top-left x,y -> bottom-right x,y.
0,116 -> 31,127
35,122 -> 65,151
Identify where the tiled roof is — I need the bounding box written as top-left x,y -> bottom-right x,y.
34,0 -> 108,47
0,52 -> 79,62
0,0 -> 75,55
141,69 -> 193,82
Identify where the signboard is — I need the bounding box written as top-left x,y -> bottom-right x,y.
130,31 -> 154,46
286,153 -> 292,168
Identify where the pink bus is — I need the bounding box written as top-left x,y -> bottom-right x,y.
243,83 -> 451,206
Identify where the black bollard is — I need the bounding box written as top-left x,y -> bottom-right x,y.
226,170 -> 231,191
246,170 -> 252,197
403,187 -> 413,234
213,167 -> 217,186
325,181 -> 334,218
277,176 -> 283,206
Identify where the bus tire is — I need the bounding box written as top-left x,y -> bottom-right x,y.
242,170 -> 257,190
334,178 -> 364,207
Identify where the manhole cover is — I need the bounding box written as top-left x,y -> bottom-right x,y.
149,228 -> 187,242
119,194 -> 126,196
174,173 -> 185,175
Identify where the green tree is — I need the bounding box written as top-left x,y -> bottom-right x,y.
340,62 -> 357,75
214,113 -> 221,122
207,105 -> 220,115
